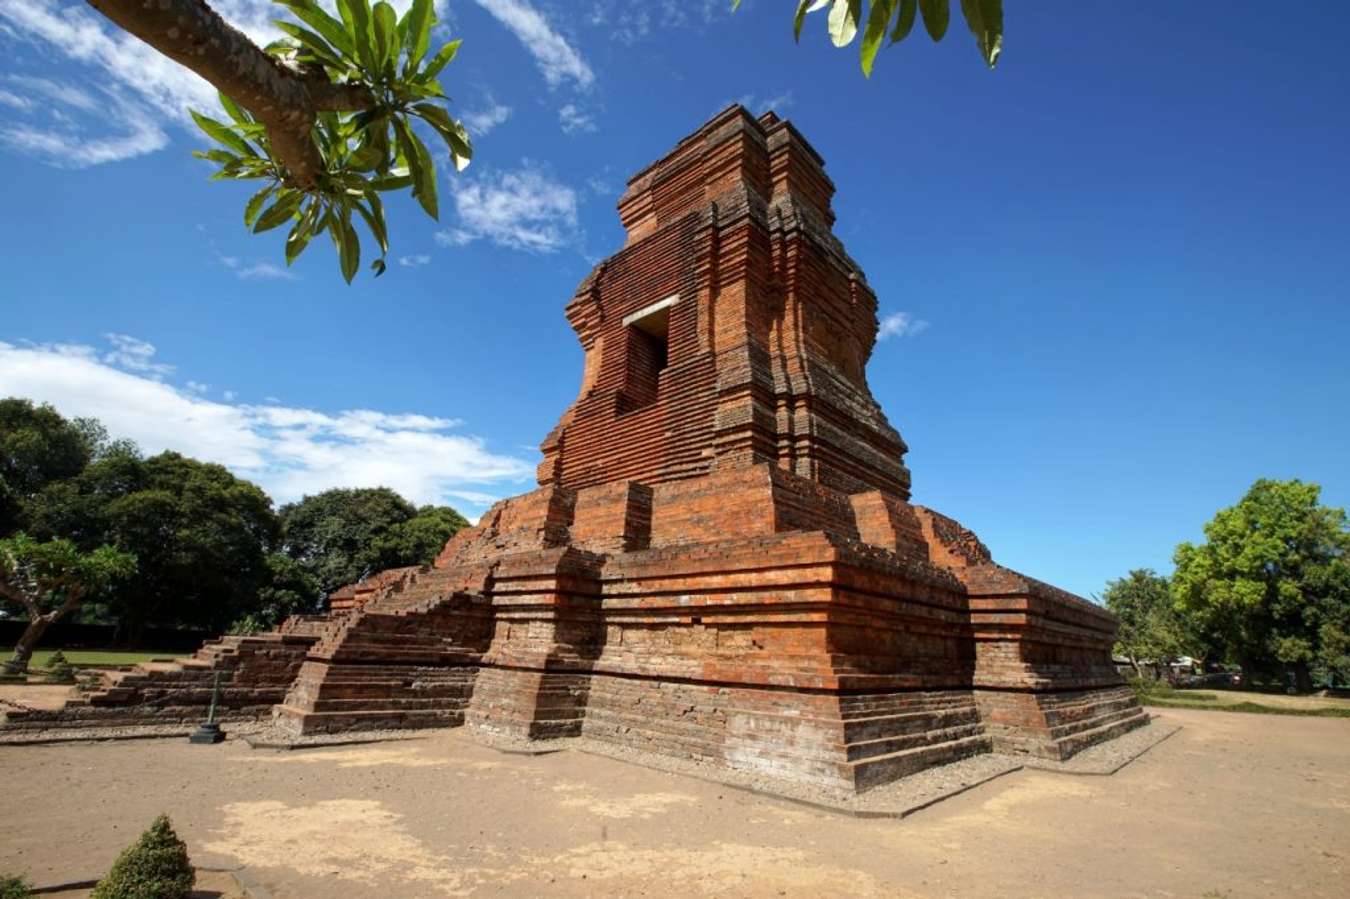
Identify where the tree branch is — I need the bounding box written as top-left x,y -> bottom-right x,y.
0,578 -> 38,618
86,0 -> 374,190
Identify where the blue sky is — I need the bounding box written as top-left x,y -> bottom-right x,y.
0,1 -> 1346,599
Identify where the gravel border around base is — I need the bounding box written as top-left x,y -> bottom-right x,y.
0,720 -> 270,746
1,716 -> 1182,818
240,725 -> 458,750
461,718 -> 1182,818
1023,717 -> 1182,775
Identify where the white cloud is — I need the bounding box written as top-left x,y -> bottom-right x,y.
399,254 -> 433,267
186,381 -> 210,395
461,100 -> 513,137
558,103 -> 596,134
877,312 -> 931,341
223,390 -> 237,401
215,252 -> 298,281
0,76 -> 168,168
585,0 -> 725,46
472,0 -> 594,89
730,90 -> 795,116
437,162 -> 579,253
236,261 -> 298,281
0,89 -> 31,111
103,333 -> 175,377
0,337 -> 533,512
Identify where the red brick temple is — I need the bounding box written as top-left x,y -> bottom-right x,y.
3,107 -> 1146,791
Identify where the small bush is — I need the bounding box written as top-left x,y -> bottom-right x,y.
91,814 -> 195,899
0,873 -> 32,899
227,613 -> 266,636
42,650 -> 75,684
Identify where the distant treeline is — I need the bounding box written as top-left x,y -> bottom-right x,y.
0,397 -> 469,645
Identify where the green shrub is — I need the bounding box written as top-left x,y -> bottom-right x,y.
42,650 -> 75,684
91,814 -> 194,899
227,613 -> 266,636
0,873 -> 32,899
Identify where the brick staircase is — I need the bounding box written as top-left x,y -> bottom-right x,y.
838,691 -> 994,790
1,632 -> 316,734
270,566 -> 494,736
978,685 -> 1149,760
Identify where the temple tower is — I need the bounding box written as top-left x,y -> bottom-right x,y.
539,108 -> 911,499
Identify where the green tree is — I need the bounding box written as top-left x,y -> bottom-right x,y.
736,0 -> 1003,74
0,399 -> 97,530
1102,569 -> 1194,679
1173,479 -> 1350,692
277,487 -> 466,598
26,451 -> 279,642
373,503 -> 470,571
89,0 -> 470,282
0,534 -> 136,673
254,551 -> 323,626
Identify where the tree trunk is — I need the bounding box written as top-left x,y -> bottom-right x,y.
3,616 -> 52,675
1293,661 -> 1314,694
86,0 -> 372,189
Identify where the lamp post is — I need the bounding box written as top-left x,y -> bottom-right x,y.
189,670 -> 226,744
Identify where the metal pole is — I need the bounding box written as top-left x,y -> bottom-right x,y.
189,669 -> 226,744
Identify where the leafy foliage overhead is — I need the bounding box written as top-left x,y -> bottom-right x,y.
191,0 -> 471,282
735,0 -> 1003,75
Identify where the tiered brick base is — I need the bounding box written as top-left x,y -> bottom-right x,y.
262,462 -> 1145,792
1,631 -> 317,733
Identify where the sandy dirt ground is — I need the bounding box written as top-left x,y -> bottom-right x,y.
0,683 -> 81,711
1,707 -> 1346,899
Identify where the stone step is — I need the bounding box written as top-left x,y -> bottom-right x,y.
1042,692 -> 1138,727
844,722 -> 988,762
840,706 -> 980,742
308,696 -> 472,713
851,733 -> 994,792
838,694 -> 977,717
1051,708 -> 1150,757
272,704 -> 465,735
1047,703 -> 1144,740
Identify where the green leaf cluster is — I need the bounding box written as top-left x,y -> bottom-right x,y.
0,534 -> 137,611
276,487 -> 469,599
192,0 -> 472,281
1171,479 -> 1350,687
0,399 -> 96,500
1102,569 -> 1194,672
91,814 -> 195,899
745,0 -> 1002,75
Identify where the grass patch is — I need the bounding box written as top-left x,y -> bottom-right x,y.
8,649 -> 181,669
1141,697 -> 1350,718
1128,679 -> 1218,703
